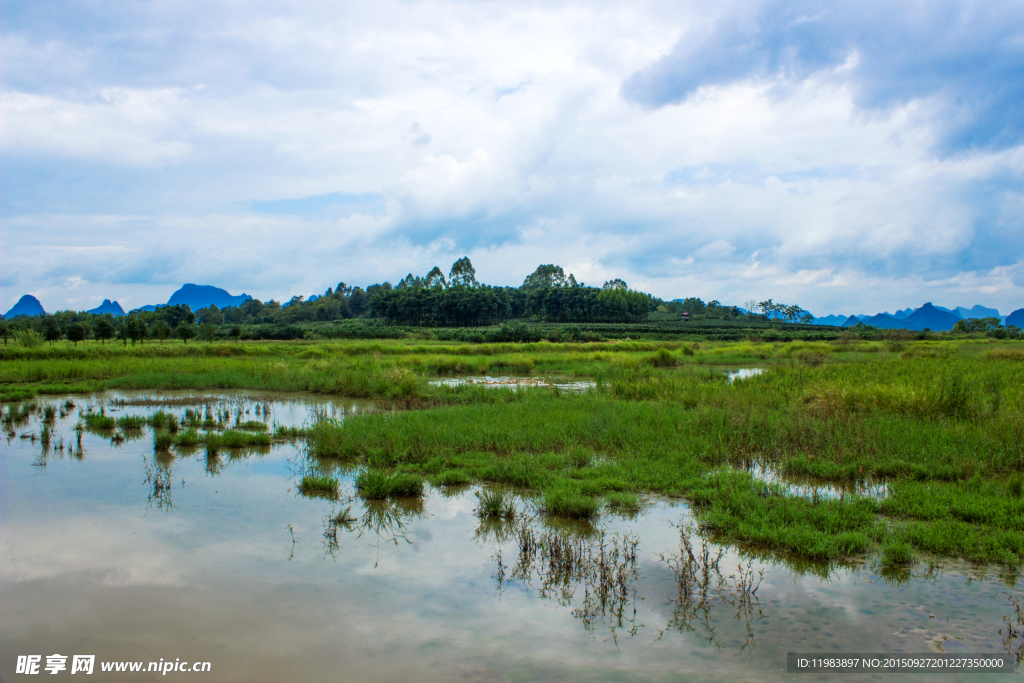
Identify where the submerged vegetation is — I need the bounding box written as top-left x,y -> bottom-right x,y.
3,335 -> 1024,570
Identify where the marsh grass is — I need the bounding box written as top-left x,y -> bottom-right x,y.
175,428 -> 199,447
880,538 -> 914,567
153,431 -> 175,451
7,337 -> 1024,566
476,488 -> 516,519
543,483 -> 600,520
299,475 -> 339,494
355,470 -> 425,499
436,469 -> 471,486
82,412 -> 116,430
115,415 -> 147,431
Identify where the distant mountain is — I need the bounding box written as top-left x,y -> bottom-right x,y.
4,295 -> 46,318
900,302 -> 961,331
86,299 -> 125,317
860,313 -> 904,329
812,314 -> 848,326
891,308 -> 913,319
840,315 -> 860,327
1007,309 -> 1024,328
132,284 -> 253,313
955,305 -> 1001,320
166,284 -> 252,310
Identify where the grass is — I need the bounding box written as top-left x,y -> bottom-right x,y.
82,412 -> 116,430
298,475 -> 339,494
476,488 -> 516,518
542,483 -> 600,520
153,431 -> 175,450
355,470 -> 425,499
175,428 -> 199,447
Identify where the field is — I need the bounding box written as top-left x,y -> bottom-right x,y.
3,336 -> 1024,568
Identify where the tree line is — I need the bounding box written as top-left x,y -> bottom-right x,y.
0,257 -> 823,345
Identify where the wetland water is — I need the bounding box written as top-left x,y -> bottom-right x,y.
1,393 -> 1018,682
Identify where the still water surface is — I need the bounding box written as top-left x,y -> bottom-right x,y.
0,392 -> 1017,682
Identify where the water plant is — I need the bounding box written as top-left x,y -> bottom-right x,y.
299,475 -> 339,494
542,483 -> 600,520
115,415 -> 147,430
175,428 -> 199,447
880,538 -> 914,567
153,431 -> 175,451
476,489 -> 516,519
355,470 -> 425,499
82,413 -> 116,430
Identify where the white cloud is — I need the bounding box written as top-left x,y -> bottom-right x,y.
1,0 -> 1022,315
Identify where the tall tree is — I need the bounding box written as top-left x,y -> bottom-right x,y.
602,278 -> 627,290
424,266 -> 447,289
522,264 -> 567,289
448,257 -> 478,288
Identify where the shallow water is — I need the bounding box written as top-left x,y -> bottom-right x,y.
726,368 -> 765,382
1,393 -> 1018,682
430,375 -> 597,391
744,462 -> 890,501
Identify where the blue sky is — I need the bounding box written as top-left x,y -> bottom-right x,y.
2,0 -> 1023,316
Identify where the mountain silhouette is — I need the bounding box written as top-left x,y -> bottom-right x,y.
1007,309 -> 1024,328
900,303 -> 961,331
4,295 -> 46,318
86,299 -> 125,316
133,284 -> 253,313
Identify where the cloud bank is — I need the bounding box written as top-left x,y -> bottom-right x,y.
2,0 -> 1022,315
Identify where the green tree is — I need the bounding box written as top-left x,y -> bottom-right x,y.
523,264 -> 567,289
66,322 -> 87,346
448,257 -> 478,288
94,317 -> 116,344
602,278 -> 627,290
176,321 -> 197,344
229,325 -> 242,344
125,315 -> 147,345
196,305 -> 224,325
41,316 -> 62,345
200,322 -> 218,344
152,320 -> 171,343
424,266 -> 447,289
0,320 -> 9,345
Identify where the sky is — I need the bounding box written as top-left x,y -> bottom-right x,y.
2,0 -> 1023,317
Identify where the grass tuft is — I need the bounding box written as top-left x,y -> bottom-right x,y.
476,488 -> 516,518
355,470 -> 425,499
543,484 -> 600,519
298,475 -> 339,494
